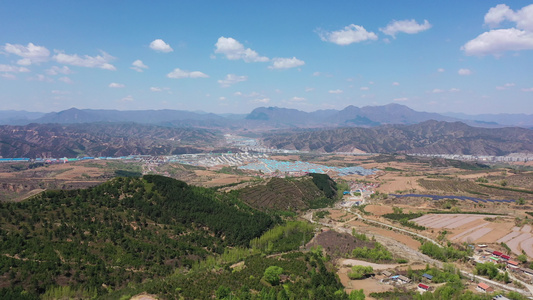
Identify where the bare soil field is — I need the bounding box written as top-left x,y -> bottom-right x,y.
338,268 -> 393,296
306,230 -> 371,259
413,214 -> 533,258
364,205 -> 394,216
346,220 -> 421,251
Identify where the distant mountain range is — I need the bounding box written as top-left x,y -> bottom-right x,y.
0,123 -> 221,158
262,120 -> 533,156
1,104 -> 532,129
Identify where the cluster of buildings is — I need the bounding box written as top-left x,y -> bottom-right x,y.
474,246 -> 533,282
411,152 -> 533,163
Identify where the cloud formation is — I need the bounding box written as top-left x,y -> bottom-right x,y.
380,19 -> 432,38
462,4 -> 533,56
0,64 -> 30,73
149,39 -> 173,53
329,89 -> 343,94
215,37 -> 269,62
109,82 -> 125,88
53,51 -> 116,70
269,57 -> 305,69
167,68 -> 209,79
131,60 -> 148,72
318,24 -> 378,45
3,42 -> 50,65
458,68 -> 472,75
45,66 -> 72,75
218,74 -> 247,87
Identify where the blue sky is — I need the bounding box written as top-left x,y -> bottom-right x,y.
1,1 -> 532,114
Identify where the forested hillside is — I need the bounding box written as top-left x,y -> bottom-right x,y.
237,173 -> 338,211
0,175 -> 275,297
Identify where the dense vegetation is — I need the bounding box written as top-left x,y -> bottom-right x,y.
382,212 -> 426,230
238,174 -> 337,211
419,242 -> 471,262
104,251 -> 351,299
249,221 -> 314,254
350,231 -> 395,263
0,175 -> 276,298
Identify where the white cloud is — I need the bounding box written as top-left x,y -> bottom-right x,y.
251,97 -> 270,104
150,87 -> 162,92
3,42 -> 50,65
393,97 -> 408,102
318,24 -> 378,45
437,68 -> 445,72
360,86 -> 369,91
496,83 -> 515,90
29,74 -> 53,82
432,88 -> 460,93
51,90 -> 70,95
120,95 -> 134,102
392,82 -> 400,86
214,37 -> 269,62
484,4 -> 533,31
131,59 -> 148,72
58,77 -> 73,84
218,74 -> 248,87
380,19 -> 432,38
0,64 -> 30,73
522,87 -> 533,92
149,39 -> 173,53
233,91 -> 242,96
268,57 -> 305,69
462,4 -> 533,56
0,73 -> 16,79
167,68 -> 209,79
305,87 -> 315,92
53,51 -> 116,70
290,96 -> 305,102
45,66 -> 72,75
312,71 -> 321,76
109,82 -> 125,88
329,89 -> 343,94
219,96 -> 227,101
462,28 -> 533,56
458,68 -> 472,75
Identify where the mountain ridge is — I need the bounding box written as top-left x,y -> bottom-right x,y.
1,103 -> 531,129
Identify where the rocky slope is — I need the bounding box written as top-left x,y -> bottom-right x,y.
262,121 -> 533,156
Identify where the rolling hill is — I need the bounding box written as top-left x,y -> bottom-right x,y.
0,123 -> 221,158
262,120 -> 533,156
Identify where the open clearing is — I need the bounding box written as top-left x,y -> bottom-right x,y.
413,214 -> 533,257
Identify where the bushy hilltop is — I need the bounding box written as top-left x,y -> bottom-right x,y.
237,173 -> 338,211
0,175 -> 275,296
0,123 -> 221,158
262,120 -> 533,156
0,174 -> 356,299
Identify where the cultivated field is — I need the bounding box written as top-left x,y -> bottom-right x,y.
413,214 -> 533,257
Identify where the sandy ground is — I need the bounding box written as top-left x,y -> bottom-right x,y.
338,268 -> 394,296
130,293 -> 158,300
347,219 -> 421,251
364,205 -> 394,216
328,209 -> 353,221
339,259 -> 401,270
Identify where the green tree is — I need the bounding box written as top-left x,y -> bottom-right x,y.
263,266 -> 284,286
349,289 -> 365,300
